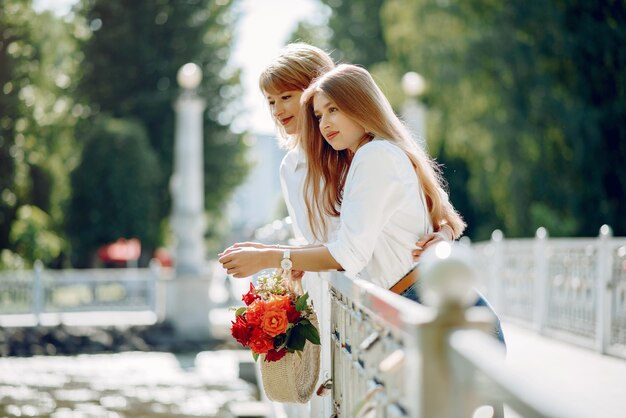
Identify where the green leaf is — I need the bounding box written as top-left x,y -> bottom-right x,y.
235,307 -> 246,316
274,333 -> 287,347
295,292 -> 310,311
252,352 -> 259,362
287,325 -> 307,352
301,323 -> 321,345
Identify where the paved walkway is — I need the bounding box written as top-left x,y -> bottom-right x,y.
0,350 -> 266,418
502,321 -> 626,418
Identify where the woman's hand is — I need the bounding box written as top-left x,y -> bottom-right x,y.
220,242 -> 271,256
291,269 -> 305,280
218,246 -> 278,278
412,225 -> 453,261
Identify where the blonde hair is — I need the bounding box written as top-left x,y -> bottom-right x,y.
300,64 -> 466,240
259,43 -> 334,149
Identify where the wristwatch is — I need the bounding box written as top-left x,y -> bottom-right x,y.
280,249 -> 293,271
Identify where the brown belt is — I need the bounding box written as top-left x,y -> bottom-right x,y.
389,267 -> 419,295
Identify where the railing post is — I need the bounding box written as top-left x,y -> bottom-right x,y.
595,224 -> 613,354
33,260 -> 44,326
149,258 -> 161,318
490,229 -> 504,312
534,227 -> 549,335
417,242 -> 493,418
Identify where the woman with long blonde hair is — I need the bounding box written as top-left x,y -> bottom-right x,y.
300,64 -> 465,245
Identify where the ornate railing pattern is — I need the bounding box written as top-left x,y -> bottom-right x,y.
610,243 -> 626,354
326,278 -> 421,417
474,225 -> 626,358
318,245 -> 585,418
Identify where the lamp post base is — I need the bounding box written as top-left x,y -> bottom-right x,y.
165,274 -> 212,341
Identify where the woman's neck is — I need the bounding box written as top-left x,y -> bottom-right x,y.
349,133 -> 375,154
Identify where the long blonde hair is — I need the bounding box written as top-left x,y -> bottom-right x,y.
259,43 -> 334,149
300,64 -> 466,240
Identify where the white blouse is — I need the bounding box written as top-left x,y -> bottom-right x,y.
325,139 -> 432,289
279,147 -> 338,244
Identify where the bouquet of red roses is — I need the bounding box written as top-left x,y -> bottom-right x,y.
230,271 -> 320,362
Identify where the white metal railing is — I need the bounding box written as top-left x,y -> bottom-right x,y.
473,225 -> 626,358
315,244 -> 586,418
0,260 -> 163,325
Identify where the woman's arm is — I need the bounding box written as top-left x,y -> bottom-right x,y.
218,244 -> 342,278
223,242 -> 321,252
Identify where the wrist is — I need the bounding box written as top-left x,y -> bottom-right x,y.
265,248 -> 283,269
438,224 -> 453,241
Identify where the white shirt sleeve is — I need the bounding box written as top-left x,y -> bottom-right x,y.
324,143 -> 408,278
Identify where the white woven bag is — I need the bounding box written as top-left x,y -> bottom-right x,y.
260,312 -> 321,403
259,270 -> 321,403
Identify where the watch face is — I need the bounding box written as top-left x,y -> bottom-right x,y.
281,258 -> 293,270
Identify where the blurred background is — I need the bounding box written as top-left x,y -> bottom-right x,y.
1,1 -> 625,417
1,0 -> 623,272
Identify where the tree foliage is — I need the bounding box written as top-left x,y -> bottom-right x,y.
319,0 -> 388,67
10,205 -> 63,265
382,0 -> 626,238
75,0 -> 249,239
0,1 -> 24,251
0,1 -> 81,265
67,118 -> 160,266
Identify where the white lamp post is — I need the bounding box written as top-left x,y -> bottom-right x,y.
401,71 -> 427,143
171,63 -> 206,275
167,62 -> 211,340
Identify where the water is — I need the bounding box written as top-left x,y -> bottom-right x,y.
0,350 -> 263,417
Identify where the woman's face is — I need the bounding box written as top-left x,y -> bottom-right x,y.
265,90 -> 303,136
313,92 -> 366,153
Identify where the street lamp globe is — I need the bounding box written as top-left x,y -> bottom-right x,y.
401,71 -> 426,98
177,63 -> 202,90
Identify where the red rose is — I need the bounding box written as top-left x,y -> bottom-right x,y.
246,299 -> 265,326
265,348 -> 287,362
230,315 -> 252,347
242,283 -> 260,306
271,294 -> 301,323
248,328 -> 275,354
285,302 -> 301,323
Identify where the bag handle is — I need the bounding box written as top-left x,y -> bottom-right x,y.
276,268 -> 304,296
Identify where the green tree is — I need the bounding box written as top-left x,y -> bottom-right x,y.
75,0 -> 249,243
288,20 -> 332,50
67,118 -> 160,267
10,205 -> 63,266
1,1 -> 82,265
320,0 -> 388,67
0,1 -> 24,251
382,0 -> 626,238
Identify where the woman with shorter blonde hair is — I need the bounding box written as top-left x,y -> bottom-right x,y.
259,43 -> 336,245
